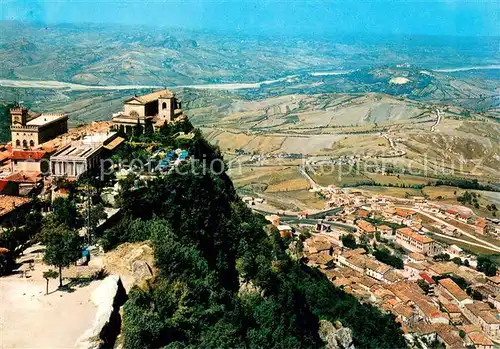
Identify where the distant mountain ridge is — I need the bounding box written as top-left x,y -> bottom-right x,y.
1,21 -> 498,86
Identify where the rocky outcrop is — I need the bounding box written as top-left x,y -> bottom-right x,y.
318,320 -> 355,349
75,275 -> 127,349
131,260 -> 153,283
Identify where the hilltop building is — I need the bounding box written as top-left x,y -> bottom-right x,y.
111,89 -> 183,135
10,107 -> 68,149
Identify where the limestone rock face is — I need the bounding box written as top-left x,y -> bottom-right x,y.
75,275 -> 127,349
131,260 -> 153,282
318,320 -> 355,349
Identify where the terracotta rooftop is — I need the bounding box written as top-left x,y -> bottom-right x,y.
365,258 -> 391,275
0,150 -> 11,163
419,273 -> 435,284
409,252 -> 426,261
438,278 -> 470,302
357,209 -> 369,217
356,219 -> 376,233
395,208 -> 416,218
415,298 -> 448,320
0,195 -> 31,217
468,331 -> 493,346
4,171 -> 42,183
458,325 -> 482,334
487,276 -> 500,284
377,225 -> 392,231
442,302 -> 461,314
393,303 -> 414,318
125,89 -> 174,104
428,262 -> 458,276
10,150 -> 48,160
477,309 -> 500,324
476,220 -> 488,228
342,247 -> 366,259
396,227 -> 434,244
436,325 -> 462,347
408,323 -> 437,335
384,270 -> 404,283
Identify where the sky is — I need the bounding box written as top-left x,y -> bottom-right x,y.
0,0 -> 498,37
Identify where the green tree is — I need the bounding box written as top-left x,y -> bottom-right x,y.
477,255 -> 499,276
0,248 -> 14,276
42,269 -> 59,295
52,197 -> 81,229
144,118 -> 154,136
43,224 -> 83,287
134,118 -> 143,138
341,234 -> 357,249
417,279 -> 430,294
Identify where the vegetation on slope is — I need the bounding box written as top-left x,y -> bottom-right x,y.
96,120 -> 407,349
0,103 -> 14,143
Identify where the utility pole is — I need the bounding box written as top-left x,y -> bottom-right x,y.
84,184 -> 93,246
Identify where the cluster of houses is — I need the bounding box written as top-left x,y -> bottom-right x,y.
297,233 -> 500,348
260,185 -> 500,348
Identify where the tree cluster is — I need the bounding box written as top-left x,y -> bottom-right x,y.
477,255 -> 499,276
373,247 -> 404,269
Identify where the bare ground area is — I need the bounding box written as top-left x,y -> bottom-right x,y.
0,264 -> 101,349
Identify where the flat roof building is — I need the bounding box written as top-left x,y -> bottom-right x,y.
50,132 -> 118,179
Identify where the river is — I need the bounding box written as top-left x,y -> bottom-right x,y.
0,65 -> 498,91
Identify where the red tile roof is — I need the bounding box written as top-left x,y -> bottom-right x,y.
10,150 -> 47,160
357,219 -> 376,233
0,195 -> 31,217
396,227 -> 434,244
4,172 -> 42,183
419,273 -> 435,284
0,180 -> 9,192
395,208 -> 415,218
438,278 -> 470,302
357,209 -> 369,217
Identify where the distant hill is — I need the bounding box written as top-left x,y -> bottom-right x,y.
0,21 -> 498,100
232,67 -> 499,111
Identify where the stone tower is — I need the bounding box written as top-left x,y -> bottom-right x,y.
158,96 -> 173,122
10,107 -> 28,126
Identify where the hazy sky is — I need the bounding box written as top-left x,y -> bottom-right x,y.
1,0 -> 498,37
